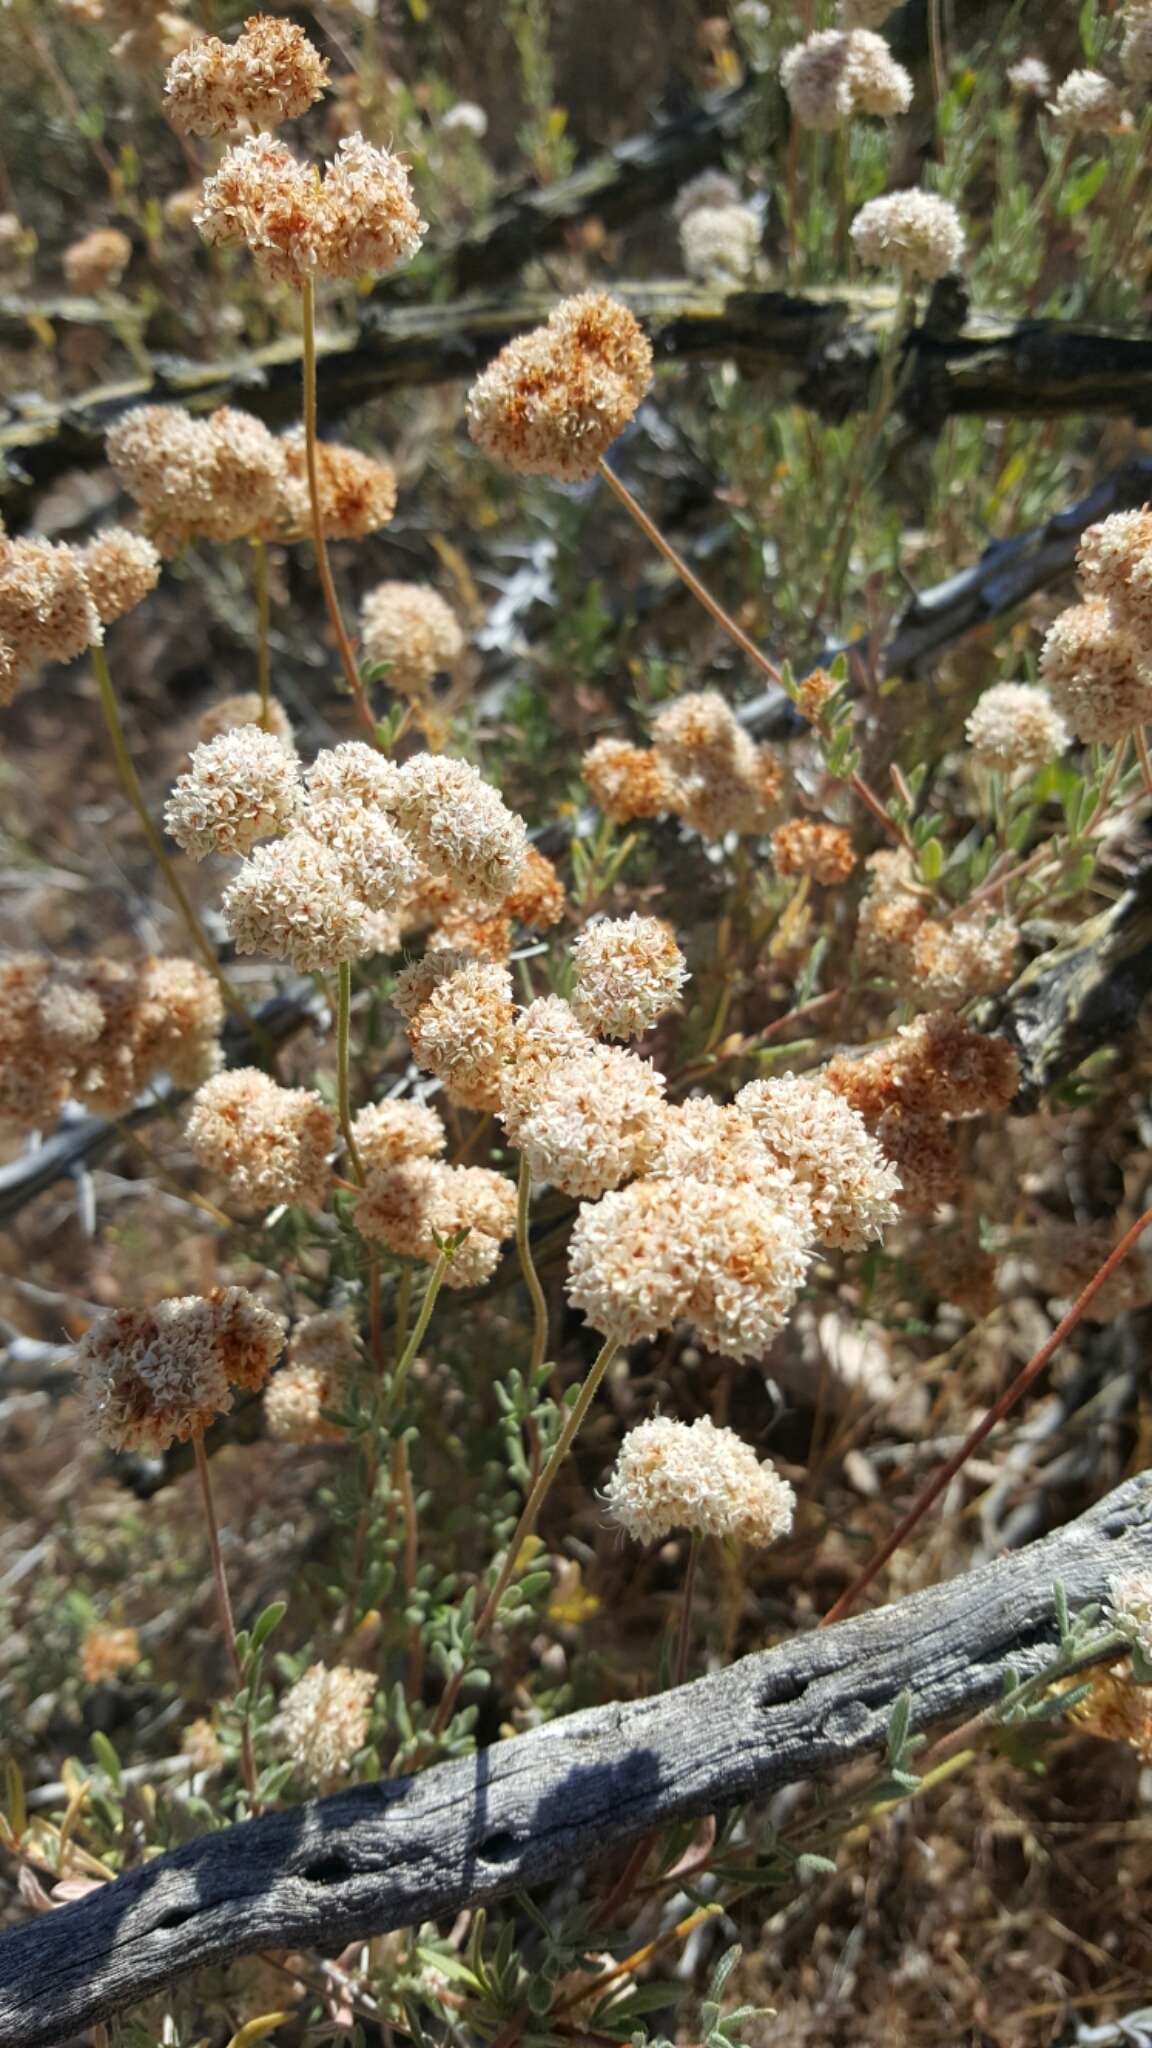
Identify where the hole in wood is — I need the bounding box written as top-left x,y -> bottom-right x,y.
477,1829 -> 519,1864
297,1850 -> 354,1886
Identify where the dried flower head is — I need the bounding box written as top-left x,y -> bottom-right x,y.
652,690 -> 743,774
392,754 -> 528,902
164,14 -> 329,136
1050,69 -> 1124,131
651,691 -> 783,838
796,667 -> 838,724
1071,1665 -> 1152,1762
359,581 -> 465,697
851,190 -> 965,279
0,537 -> 102,676
736,1075 -> 901,1249
965,681 -> 1069,773
81,1626 -> 140,1683
503,848 -> 567,930
74,956 -> 225,1112
63,226 -> 132,294
1077,507 -> 1152,637
75,528 -> 161,624
279,1662 -> 375,1783
770,818 -> 856,884
427,908 -> 513,961
501,1044 -> 666,1198
907,914 -> 1019,1008
568,1175 -> 811,1357
304,798 -> 419,911
679,202 -> 760,284
826,1013 -> 1019,1124
569,914 -> 688,1040
268,430 -> 397,540
76,1288 -> 283,1451
467,291 -> 653,483
1007,56 -> 1053,96
406,958 -> 516,1109
196,133 -> 323,286
186,1067 -> 336,1208
223,830 -> 369,969
582,736 -> 679,823
351,1097 -> 446,1173
197,693 -> 294,745
314,133 -> 426,278
0,957 -> 71,1126
1040,596 -> 1152,743
873,1105 -> 962,1212
604,1415 -> 795,1548
917,1229 -> 999,1319
1026,1220 -> 1152,1323
165,725 -> 301,859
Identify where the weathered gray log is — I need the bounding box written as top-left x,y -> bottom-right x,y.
6,283 -> 1152,510
999,862 -> 1152,1112
0,1473 -> 1148,2048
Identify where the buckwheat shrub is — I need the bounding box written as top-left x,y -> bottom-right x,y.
222,831 -> 370,969
198,693 -> 294,745
770,818 -> 856,884
266,430 -> 398,541
75,530 -> 161,625
164,14 -> 329,135
1050,69 -> 1124,131
851,191 -> 965,280
165,726 -> 301,859
76,1289 -> 283,1452
500,1044 -> 667,1198
1040,597 -> 1152,743
391,755 -> 528,902
965,682 -> 1069,774
568,1176 -> 811,1357
679,202 -> 761,284
279,1663 -> 376,1785
570,915 -> 688,1040
186,1068 -> 336,1209
63,226 -> 132,293
604,1416 -> 796,1548
1077,508 -> 1152,637
405,958 -> 517,1109
359,581 -> 465,697
351,1097 -> 447,1172
735,1075 -> 901,1250
467,291 -> 654,483
581,736 -> 679,823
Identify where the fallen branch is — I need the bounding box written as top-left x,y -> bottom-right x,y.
0,1471 -> 1146,2048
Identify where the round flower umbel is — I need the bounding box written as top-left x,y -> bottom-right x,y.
107,404 -> 288,552
500,1044 -> 667,1199
266,431 -> 398,542
1077,508 -> 1152,639
1039,597 -> 1152,744
1049,69 -> 1125,132
781,28 -> 912,129
0,537 -> 102,698
735,1075 -> 901,1251
391,754 -> 528,903
196,130 -> 425,286
359,581 -> 465,698
850,190 -> 965,281
351,1097 -> 447,1174
186,1067 -> 336,1209
582,736 -> 679,824
965,682 -> 1069,775
164,14 -> 329,136
165,725 -> 301,860
278,1662 -> 376,1786
75,530 -> 161,625
466,291 -> 653,483
405,959 -> 517,1110
604,1416 -> 796,1549
570,915 -> 688,1041
76,1288 -> 284,1452
222,830 -> 370,970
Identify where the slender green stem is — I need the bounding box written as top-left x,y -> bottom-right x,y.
516,1153 -> 550,1377
431,1334 -> 620,1738
300,277 -> 378,741
91,643 -> 242,1011
389,1246 -> 452,1414
251,537 -> 272,730
394,1264 -> 413,1365
193,1431 -> 258,1806
336,961 -> 364,1185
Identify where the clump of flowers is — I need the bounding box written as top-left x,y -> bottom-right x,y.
1007,56 -> 1052,97
647,690 -> 785,839
197,693 -> 294,746
780,29 -> 912,130
186,1068 -> 336,1209
850,190 -> 966,280
404,958 -> 516,1110
581,737 -> 679,824
466,291 -> 654,483
854,853 -> 1018,1006
569,915 -> 688,1041
770,818 -> 856,884
75,1288 -> 284,1451
265,430 -> 397,542
0,537 -> 103,700
264,1308 -> 360,1444
196,131 -> 425,286
965,682 -> 1069,774
164,14 -> 329,136
354,1158 -> 517,1288
106,405 -> 288,553
603,1416 -> 795,1548
825,1013 -> 1019,1212
1039,597 -> 1152,744
351,1097 -> 446,1173
501,1044 -> 668,1198
222,830 -> 371,969
359,581 -> 465,698
1077,507 -> 1152,639
278,1662 -> 376,1784
63,226 -> 132,293
679,203 -> 761,285
736,1075 -> 902,1250
1049,69 -> 1125,132
165,725 -> 301,859
390,754 -> 528,902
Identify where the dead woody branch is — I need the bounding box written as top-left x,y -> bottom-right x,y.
0,1472 -> 1147,2048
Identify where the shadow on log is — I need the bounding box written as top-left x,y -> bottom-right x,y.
0,1473 -> 1147,2048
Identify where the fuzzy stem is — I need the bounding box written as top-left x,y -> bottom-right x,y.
820,1203 -> 1152,1628
193,1431 -> 257,1805
336,962 -> 364,1185
300,277 -> 377,741
91,644 -> 242,1012
516,1153 -> 550,1377
251,537 -> 272,730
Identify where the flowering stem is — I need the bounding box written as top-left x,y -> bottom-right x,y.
596,457 -> 782,686
388,1246 -> 452,1415
336,961 -> 364,1185
431,1334 -> 620,1739
251,537 -> 272,730
299,277 -> 377,742
91,644 -> 244,1015
516,1153 -> 550,1377
192,1431 -> 258,1806
820,1203 -> 1152,1630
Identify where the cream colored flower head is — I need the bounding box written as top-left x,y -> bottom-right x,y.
222,830 -> 369,969
1049,69 -> 1124,132
359,581 -> 465,697
63,227 -> 132,294
392,754 -> 528,902
851,190 -> 965,280
279,1662 -> 375,1784
604,1415 -> 795,1548
570,914 -> 688,1041
1077,507 -> 1152,638
198,692 -> 294,746
186,1067 -> 336,1208
406,958 -> 516,1110
76,1288 -> 283,1452
1040,597 -> 1152,744
781,28 -> 911,128
351,1096 -> 446,1173
304,798 -> 419,912
679,203 -> 760,285
735,1075 -> 901,1250
106,404 -> 286,550
500,1044 -> 666,1199
1007,56 -> 1052,96
467,291 -> 653,483
305,741 -> 403,812
75,529 -> 161,625
165,725 -> 301,859
0,538 -> 102,681
965,682 -> 1068,774
197,130 -> 424,285
353,1157 -> 515,1288
770,818 -> 856,885
165,14 -> 329,137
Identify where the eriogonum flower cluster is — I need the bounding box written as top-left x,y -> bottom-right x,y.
467,292 -> 653,483
855,850 -> 1018,1007
359,581 -> 465,699
965,682 -> 1069,774
75,1287 -> 284,1451
1039,509 -> 1152,742
582,691 -> 785,842
850,190 -> 966,281
196,131 -> 426,286
780,28 -> 912,130
603,1416 -> 795,1548
265,1308 -> 360,1444
186,1067 -> 337,1209
164,13 -> 329,136
278,1662 -> 376,1783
